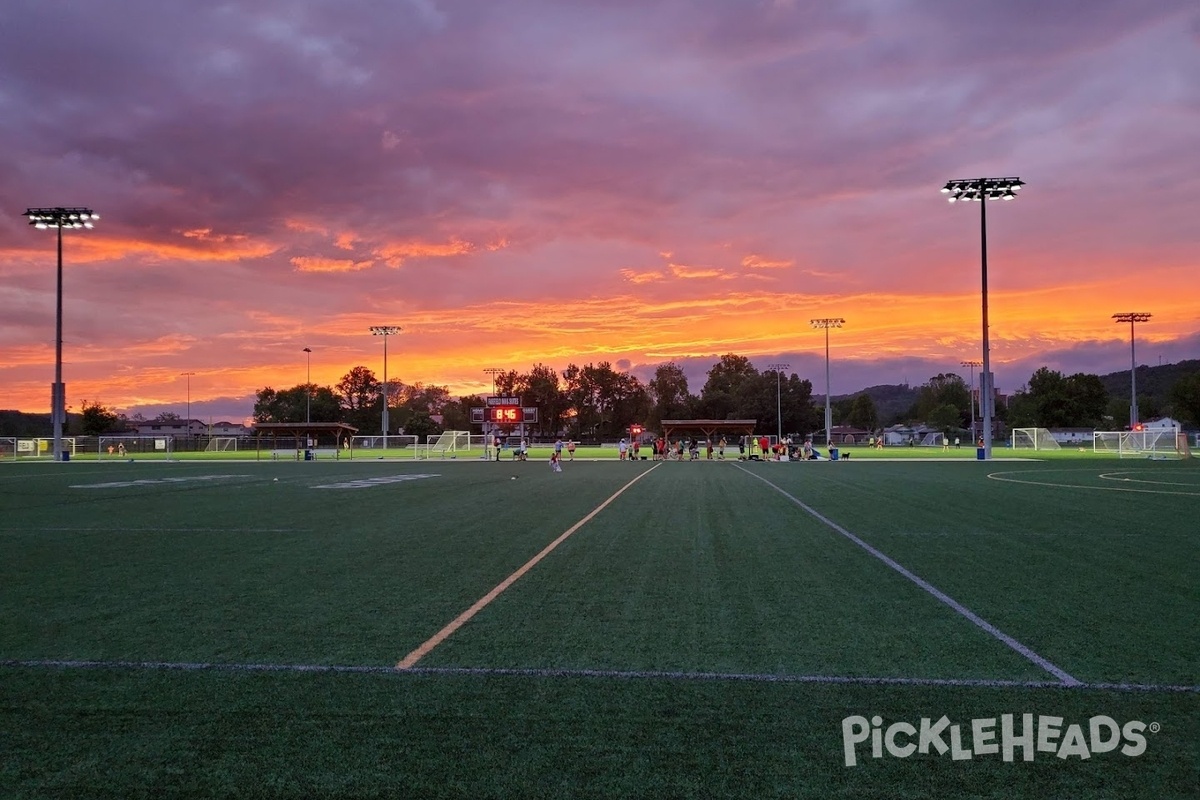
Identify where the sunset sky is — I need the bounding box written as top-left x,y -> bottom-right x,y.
2,1 -> 1197,424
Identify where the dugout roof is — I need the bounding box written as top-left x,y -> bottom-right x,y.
252,422 -> 358,443
659,419 -> 758,441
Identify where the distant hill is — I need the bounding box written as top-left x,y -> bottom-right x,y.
1097,359 -> 1200,403
830,383 -> 921,423
828,360 -> 1200,426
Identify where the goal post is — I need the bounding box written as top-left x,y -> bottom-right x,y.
204,437 -> 238,452
425,430 -> 472,459
1011,428 -> 1061,451
1093,428 -> 1190,459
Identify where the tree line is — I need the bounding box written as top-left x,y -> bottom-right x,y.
28,357 -> 1200,438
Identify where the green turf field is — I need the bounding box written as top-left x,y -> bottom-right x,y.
1,457 -> 1197,798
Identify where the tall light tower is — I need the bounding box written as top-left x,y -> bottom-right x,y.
483,367 -> 502,397
1112,313 -> 1151,429
767,362 -> 790,445
303,347 -> 312,423
810,319 -> 844,447
180,371 -> 196,440
23,207 -> 98,462
960,360 -> 982,442
369,326 -> 402,446
942,177 -> 1024,460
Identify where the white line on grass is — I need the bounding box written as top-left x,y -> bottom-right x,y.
4,659 -> 1194,694
988,469 -> 1200,496
735,465 -> 1082,687
396,463 -> 663,669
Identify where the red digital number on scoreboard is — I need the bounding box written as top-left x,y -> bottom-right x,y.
488,406 -> 520,423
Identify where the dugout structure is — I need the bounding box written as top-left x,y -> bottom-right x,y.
252,422 -> 358,460
660,420 -> 758,451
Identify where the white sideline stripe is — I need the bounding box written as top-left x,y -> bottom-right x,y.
736,465 -> 1081,687
396,463 -> 663,668
3,659 -> 1194,694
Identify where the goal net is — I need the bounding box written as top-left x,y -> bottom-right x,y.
16,438 -> 78,458
0,437 -> 14,461
204,437 -> 238,452
1011,428 -> 1061,451
423,430 -> 471,459
917,432 -> 945,447
1093,429 -> 1190,459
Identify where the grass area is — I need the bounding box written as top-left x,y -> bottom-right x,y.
1,457 -> 1197,798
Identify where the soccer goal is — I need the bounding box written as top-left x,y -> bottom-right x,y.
1095,429 -> 1191,459
17,438 -> 78,458
1011,428 -> 1061,451
0,437 -> 15,461
204,437 -> 239,452
424,430 -> 471,459
917,432 -> 944,447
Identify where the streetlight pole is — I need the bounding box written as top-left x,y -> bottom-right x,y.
809,319 -> 844,448
1112,313 -> 1151,429
180,372 -> 195,441
303,347 -> 312,423
23,207 -> 98,462
942,177 -> 1024,460
960,360 -> 982,443
369,326 -> 401,446
767,362 -> 790,445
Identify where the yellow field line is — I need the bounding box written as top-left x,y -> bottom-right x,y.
396,463 -> 661,669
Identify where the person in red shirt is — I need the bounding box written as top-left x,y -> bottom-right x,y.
759,436 -> 769,459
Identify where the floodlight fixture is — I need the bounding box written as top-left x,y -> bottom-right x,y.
369,326 -> 402,444
942,176 -> 1024,459
23,206 -> 98,462
810,318 -> 845,448
1112,313 -> 1151,429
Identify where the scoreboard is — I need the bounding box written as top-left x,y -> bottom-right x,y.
471,397 -> 538,425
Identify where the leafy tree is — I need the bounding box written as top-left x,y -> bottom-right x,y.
927,403 -> 962,433
522,364 -> 567,439
440,396 -> 484,433
697,354 -> 758,419
648,362 -> 693,428
846,393 -> 878,431
155,411 -> 181,421
908,373 -> 970,426
1013,367 -> 1109,428
1169,372 -> 1200,427
337,366 -> 382,433
79,400 -> 120,436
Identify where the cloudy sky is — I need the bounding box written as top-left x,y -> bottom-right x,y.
2,0 -> 1197,423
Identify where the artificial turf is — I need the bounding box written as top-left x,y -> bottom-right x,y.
1,456 -> 1197,798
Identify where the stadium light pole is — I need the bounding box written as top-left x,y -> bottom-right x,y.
483,367 -> 502,397
810,319 -> 844,447
180,371 -> 195,439
942,177 -> 1024,460
960,360 -> 982,442
369,326 -> 401,445
1112,313 -> 1151,429
303,347 -> 312,423
23,207 -> 98,462
768,362 -> 790,444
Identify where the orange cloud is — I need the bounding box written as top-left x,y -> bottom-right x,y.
290,256 -> 374,273
741,254 -> 793,270
375,238 -> 474,267
620,268 -> 664,284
